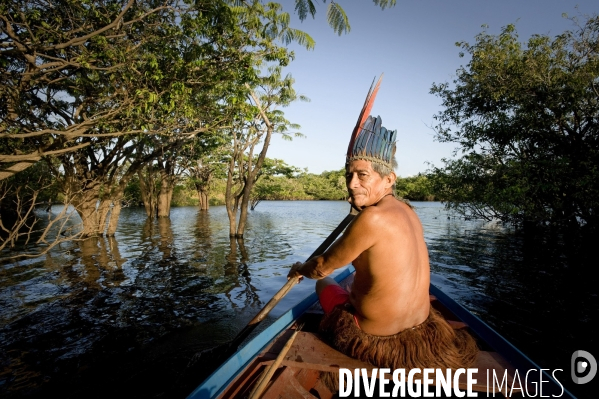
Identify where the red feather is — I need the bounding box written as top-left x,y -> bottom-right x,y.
346,74 -> 384,157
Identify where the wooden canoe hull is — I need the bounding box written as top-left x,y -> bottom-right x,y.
187,266 -> 574,399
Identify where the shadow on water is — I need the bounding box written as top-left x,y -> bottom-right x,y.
420,204 -> 598,398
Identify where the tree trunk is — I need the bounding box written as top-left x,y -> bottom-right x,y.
157,186 -> 173,217
234,88 -> 275,237
236,182 -> 252,236
199,190 -> 209,210
236,126 -> 273,237
225,156 -> 238,237
157,181 -> 173,217
138,169 -> 157,219
106,188 -> 124,237
196,189 -> 204,210
157,163 -> 175,218
96,199 -> 112,235
70,186 -> 102,237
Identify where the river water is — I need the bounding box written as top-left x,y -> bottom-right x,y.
0,201 -> 596,398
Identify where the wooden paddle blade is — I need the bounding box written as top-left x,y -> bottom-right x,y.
248,276 -> 300,326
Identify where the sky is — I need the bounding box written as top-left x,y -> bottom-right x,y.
264,0 -> 597,177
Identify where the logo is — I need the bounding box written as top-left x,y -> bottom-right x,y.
571,350 -> 597,384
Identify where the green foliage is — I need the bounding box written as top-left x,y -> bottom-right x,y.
230,0 -> 315,51
372,0 -> 398,10
298,168 -> 347,200
294,0 -> 317,20
259,158 -> 302,179
1,0 -> 399,242
326,2 -> 351,35
1,0 -> 256,189
429,15 -> 599,228
253,176 -> 306,200
123,174 -> 142,206
171,185 -> 198,207
395,174 -> 436,201
293,0 -> 396,35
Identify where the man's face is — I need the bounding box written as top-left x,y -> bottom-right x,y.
345,159 -> 392,209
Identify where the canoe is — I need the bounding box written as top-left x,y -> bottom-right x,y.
187,266 -> 575,399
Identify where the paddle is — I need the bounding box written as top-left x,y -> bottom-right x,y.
189,210 -> 357,365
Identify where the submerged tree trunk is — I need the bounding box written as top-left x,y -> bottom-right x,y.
138,169 -> 158,219
190,162 -> 213,211
233,88 -> 275,237
96,199 -> 111,235
236,170 -> 252,236
250,198 -> 261,211
106,188 -> 124,237
225,155 -> 238,237
198,189 -> 209,210
236,127 -> 273,237
69,182 -> 103,237
157,167 -> 174,218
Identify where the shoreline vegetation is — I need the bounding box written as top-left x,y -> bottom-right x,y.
121,166 -> 439,209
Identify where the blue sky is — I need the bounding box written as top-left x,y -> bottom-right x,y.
265,0 -> 597,177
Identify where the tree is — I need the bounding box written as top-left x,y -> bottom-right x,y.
395,174 -> 435,201
225,66 -> 306,237
298,168 -> 347,200
293,0 -> 396,35
2,0 -> 258,237
0,0 -> 178,179
0,160 -> 81,259
428,16 -> 599,229
249,157 -> 300,209
181,134 -> 229,210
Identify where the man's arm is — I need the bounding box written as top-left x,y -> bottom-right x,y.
287,208 -> 381,280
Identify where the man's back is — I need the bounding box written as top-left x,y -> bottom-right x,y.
348,196 -> 431,335
287,84 -> 479,384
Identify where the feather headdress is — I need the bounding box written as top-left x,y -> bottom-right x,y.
346,75 -> 397,169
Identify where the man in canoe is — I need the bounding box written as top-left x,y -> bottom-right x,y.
287,79 -> 478,390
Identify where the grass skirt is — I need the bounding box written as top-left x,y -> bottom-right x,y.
319,304 -> 479,391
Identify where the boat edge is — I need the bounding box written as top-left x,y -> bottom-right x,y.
186,266 -> 355,399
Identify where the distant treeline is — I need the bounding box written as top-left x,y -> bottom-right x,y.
121,164 -> 438,209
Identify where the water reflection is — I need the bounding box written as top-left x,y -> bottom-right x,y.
0,202 -> 595,398
416,203 -> 596,399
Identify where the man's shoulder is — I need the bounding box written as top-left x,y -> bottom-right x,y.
365,197 -> 410,215
357,198 -> 410,226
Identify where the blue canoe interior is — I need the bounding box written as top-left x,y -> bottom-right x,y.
187,266 -> 575,399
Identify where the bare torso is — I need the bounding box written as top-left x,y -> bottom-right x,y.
348,197 -> 430,335
288,160 -> 431,336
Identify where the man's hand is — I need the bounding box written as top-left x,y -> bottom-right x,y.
287,262 -> 304,281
